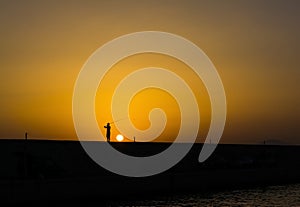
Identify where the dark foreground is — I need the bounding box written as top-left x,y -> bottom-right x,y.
103,183 -> 300,207
0,140 -> 300,205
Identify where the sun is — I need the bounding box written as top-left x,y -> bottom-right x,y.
116,134 -> 124,142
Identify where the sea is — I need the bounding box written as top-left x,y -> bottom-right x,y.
99,183 -> 300,207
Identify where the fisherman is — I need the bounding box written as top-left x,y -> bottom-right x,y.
104,123 -> 111,142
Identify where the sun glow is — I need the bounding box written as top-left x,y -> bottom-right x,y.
116,134 -> 124,142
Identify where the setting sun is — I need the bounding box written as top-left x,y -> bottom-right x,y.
116,134 -> 124,142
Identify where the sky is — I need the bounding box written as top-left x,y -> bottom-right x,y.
0,0 -> 299,144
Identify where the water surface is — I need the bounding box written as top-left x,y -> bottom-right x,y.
104,184 -> 300,207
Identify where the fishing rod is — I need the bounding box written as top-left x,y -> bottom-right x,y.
109,117 -> 130,125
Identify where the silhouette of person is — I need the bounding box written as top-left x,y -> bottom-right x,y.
104,123 -> 111,142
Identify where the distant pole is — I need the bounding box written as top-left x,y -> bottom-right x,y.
25,132 -> 28,140
134,136 -> 135,142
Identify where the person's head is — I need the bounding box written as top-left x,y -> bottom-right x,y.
107,123 -> 110,126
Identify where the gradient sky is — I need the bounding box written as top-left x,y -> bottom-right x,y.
0,0 -> 299,144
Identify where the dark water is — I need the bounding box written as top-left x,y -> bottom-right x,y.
102,184 -> 300,207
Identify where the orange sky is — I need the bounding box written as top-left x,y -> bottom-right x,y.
0,1 -> 299,144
